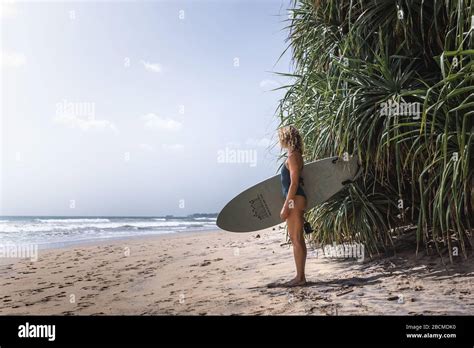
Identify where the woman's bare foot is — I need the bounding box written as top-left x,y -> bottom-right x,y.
284,277 -> 306,287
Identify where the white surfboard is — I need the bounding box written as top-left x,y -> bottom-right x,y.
217,155 -> 361,232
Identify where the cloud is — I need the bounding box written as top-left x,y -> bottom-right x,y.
162,143 -> 184,151
141,60 -> 162,73
141,113 -> 182,131
138,143 -> 154,152
225,141 -> 241,148
54,114 -> 119,135
1,51 -> 26,68
245,137 -> 271,148
259,79 -> 280,91
1,3 -> 19,18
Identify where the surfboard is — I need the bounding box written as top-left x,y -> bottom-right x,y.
217,155 -> 361,232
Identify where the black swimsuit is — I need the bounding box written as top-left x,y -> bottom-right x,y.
281,162 -> 307,199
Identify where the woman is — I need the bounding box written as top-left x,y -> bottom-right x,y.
278,125 -> 307,287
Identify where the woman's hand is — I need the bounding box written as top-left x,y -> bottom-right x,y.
280,203 -> 290,221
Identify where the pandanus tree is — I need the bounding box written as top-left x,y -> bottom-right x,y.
277,0 -> 474,261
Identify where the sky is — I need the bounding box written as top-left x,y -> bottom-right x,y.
0,0 -> 294,216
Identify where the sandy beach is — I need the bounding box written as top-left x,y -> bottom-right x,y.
0,228 -> 472,315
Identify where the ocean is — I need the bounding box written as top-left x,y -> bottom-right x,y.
0,216 -> 217,249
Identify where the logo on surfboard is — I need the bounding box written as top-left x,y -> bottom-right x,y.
249,194 -> 271,220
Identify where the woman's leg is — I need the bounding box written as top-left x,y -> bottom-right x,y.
286,196 -> 307,286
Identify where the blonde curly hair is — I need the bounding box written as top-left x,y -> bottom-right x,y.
278,125 -> 304,154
